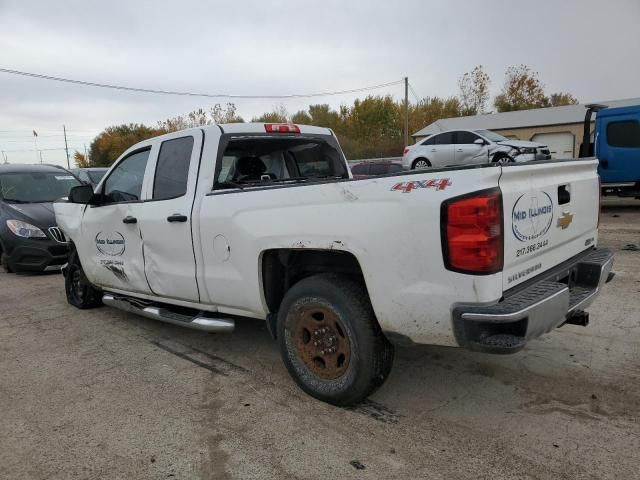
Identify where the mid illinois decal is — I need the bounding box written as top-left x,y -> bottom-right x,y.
391,178 -> 452,193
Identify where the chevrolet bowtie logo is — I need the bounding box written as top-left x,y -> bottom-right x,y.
557,211 -> 573,229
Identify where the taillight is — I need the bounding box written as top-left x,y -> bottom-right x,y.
403,147 -> 409,155
441,188 -> 503,275
264,123 -> 300,133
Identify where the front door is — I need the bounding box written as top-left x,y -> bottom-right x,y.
454,131 -> 488,165
598,115 -> 640,183
136,131 -> 203,302
79,148 -> 153,295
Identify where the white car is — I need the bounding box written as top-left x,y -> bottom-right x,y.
403,129 -> 551,170
55,123 -> 611,406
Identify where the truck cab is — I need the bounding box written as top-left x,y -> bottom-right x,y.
581,104 -> 640,198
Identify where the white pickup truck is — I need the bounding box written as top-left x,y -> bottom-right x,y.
55,123 -> 613,405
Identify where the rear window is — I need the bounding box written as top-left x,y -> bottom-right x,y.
0,172 -> 81,203
216,136 -> 347,188
607,120 -> 640,148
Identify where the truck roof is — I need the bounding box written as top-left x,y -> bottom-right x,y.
203,123 -> 334,136
596,104 -> 640,117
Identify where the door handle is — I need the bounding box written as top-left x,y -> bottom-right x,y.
430,148 -> 437,152
167,214 -> 188,223
456,149 -> 463,152
122,216 -> 137,224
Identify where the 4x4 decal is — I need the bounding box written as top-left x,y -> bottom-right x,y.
391,178 -> 452,193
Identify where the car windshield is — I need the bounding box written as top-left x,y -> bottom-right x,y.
474,129 -> 509,142
87,170 -> 107,183
0,172 -> 81,203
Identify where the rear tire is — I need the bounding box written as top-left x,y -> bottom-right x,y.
277,274 -> 394,406
65,250 -> 102,309
1,252 -> 13,273
412,158 -> 431,169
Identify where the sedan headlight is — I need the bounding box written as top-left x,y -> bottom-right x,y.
518,147 -> 536,155
6,220 -> 47,238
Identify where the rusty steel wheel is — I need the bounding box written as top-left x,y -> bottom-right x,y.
277,274 -> 394,406
292,304 -> 351,380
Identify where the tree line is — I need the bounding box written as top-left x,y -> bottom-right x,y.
75,64 -> 578,166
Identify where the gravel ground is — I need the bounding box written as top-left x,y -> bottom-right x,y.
1,200 -> 638,480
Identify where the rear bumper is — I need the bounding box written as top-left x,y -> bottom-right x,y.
453,248 -> 614,354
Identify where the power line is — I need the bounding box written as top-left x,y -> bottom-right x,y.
0,68 -> 404,100
408,82 -> 420,103
1,146 -> 85,153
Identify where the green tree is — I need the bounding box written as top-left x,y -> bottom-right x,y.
548,92 -> 579,107
72,151 -> 89,168
89,124 -> 163,167
290,110 -> 312,124
252,105 -> 288,123
158,103 -> 243,131
494,65 -> 548,112
458,65 -> 491,115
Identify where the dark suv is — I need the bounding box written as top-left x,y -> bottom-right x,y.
0,164 -> 81,273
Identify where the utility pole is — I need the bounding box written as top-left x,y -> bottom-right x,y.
63,125 -> 70,169
404,76 -> 409,148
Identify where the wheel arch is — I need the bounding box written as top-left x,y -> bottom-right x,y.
260,248 -> 370,328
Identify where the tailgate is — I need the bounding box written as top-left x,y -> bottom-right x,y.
500,159 -> 600,290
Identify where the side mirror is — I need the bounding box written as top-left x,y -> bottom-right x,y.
474,138 -> 486,145
68,184 -> 96,204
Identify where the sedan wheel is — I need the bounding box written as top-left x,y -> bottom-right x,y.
413,159 -> 431,169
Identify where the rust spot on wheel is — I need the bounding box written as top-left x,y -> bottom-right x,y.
292,304 -> 351,379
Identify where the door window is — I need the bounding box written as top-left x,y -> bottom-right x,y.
434,132 -> 454,145
152,136 -> 194,200
102,149 -> 150,203
455,131 -> 481,144
421,136 -> 436,146
351,163 -> 370,175
369,163 -> 389,175
607,120 -> 640,148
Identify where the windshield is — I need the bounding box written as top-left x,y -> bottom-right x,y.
0,172 -> 81,203
87,170 -> 107,183
475,129 -> 509,142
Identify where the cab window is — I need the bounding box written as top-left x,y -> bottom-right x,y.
102,149 -> 150,203
152,136 -> 194,200
435,132 -> 454,145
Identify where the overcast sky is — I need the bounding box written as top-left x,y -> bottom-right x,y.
1,0 -> 639,166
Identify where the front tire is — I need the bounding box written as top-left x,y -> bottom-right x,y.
65,251 -> 102,309
277,274 -> 394,406
412,158 -> 431,169
492,153 -> 514,164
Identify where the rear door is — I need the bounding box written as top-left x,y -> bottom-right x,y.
499,160 -> 599,290
136,131 -> 203,302
454,131 -> 488,165
597,113 -> 640,183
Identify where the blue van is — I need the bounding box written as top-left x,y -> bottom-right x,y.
581,104 -> 640,197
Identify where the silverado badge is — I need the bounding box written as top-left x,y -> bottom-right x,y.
557,211 -> 574,229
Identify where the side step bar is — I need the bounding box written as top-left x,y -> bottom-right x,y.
102,294 -> 235,333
